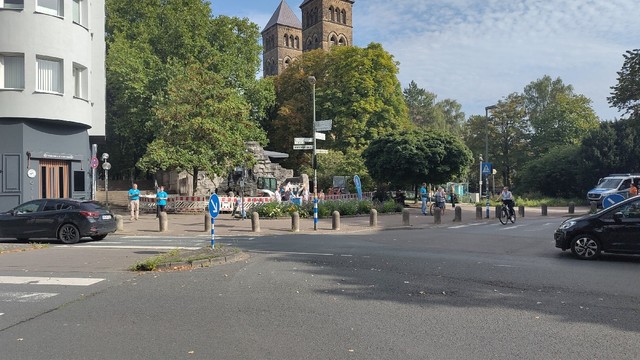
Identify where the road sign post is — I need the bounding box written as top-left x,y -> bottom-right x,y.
208,194 -> 220,249
482,162 -> 492,218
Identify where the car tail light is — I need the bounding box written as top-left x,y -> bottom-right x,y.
80,211 -> 100,218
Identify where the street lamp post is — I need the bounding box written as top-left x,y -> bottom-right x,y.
478,155 -> 483,203
484,105 -> 497,218
308,76 -> 318,231
101,153 -> 111,208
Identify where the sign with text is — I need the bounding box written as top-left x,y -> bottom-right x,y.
293,145 -> 313,150
316,149 -> 329,154
315,132 -> 326,140
315,120 -> 332,132
294,137 -> 313,145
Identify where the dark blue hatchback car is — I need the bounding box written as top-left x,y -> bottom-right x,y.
0,199 -> 116,244
555,195 -> 640,259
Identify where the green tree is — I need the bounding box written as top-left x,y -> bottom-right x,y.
268,43 -> 411,170
137,63 -> 266,195
461,115 -> 490,192
403,81 -> 465,135
516,144 -> 583,198
608,49 -> 640,119
362,129 -> 472,188
300,149 -> 373,193
524,76 -> 599,153
490,93 -> 529,187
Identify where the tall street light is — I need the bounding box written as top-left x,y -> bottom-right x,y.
308,76 -> 318,231
484,104 -> 497,218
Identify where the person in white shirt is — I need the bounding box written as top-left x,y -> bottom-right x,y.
501,186 -> 515,217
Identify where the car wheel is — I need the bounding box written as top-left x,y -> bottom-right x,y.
90,234 -> 108,241
59,224 -> 80,244
570,235 -> 601,260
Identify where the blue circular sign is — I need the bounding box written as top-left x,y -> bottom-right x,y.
208,194 -> 220,218
602,194 -> 625,209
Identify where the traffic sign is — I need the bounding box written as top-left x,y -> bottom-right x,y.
316,149 -> 329,154
208,194 -> 220,218
481,162 -> 492,175
293,145 -> 313,150
315,119 -> 332,132
294,137 -> 313,145
602,194 -> 625,209
90,156 -> 99,169
315,132 -> 326,140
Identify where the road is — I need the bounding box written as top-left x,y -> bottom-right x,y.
1,215 -> 639,359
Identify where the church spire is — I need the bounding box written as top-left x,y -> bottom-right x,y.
263,0 -> 301,33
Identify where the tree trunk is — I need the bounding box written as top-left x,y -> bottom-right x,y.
192,167 -> 198,196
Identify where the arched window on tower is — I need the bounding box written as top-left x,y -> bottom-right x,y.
330,35 -> 337,47
335,8 -> 340,22
306,38 -> 312,51
295,36 -> 300,49
284,34 -> 289,47
341,10 -> 347,24
314,7 -> 319,23
329,6 -> 334,21
284,57 -> 291,69
314,35 -> 319,49
338,36 -> 347,46
290,35 -> 294,47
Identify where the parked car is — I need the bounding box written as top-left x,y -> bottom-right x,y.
555,195 -> 640,260
0,199 -> 116,244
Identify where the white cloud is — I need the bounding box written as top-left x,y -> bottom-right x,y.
354,0 -> 640,120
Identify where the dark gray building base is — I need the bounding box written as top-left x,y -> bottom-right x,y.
0,119 -> 91,212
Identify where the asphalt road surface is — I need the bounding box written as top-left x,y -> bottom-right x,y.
1,216 -> 639,359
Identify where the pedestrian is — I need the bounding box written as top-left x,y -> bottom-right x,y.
420,182 -> 428,215
128,183 -> 140,221
630,182 -> 638,197
156,185 -> 168,213
450,185 -> 457,209
275,188 -> 282,202
435,186 -> 445,215
300,186 -> 309,202
318,189 -> 326,202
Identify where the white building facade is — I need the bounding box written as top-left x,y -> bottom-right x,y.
0,0 -> 105,210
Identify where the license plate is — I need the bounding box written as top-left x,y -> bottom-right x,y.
102,215 -> 112,220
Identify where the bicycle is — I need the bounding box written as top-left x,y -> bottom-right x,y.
498,202 -> 516,225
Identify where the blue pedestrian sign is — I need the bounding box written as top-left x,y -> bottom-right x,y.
208,194 -> 220,218
481,162 -> 492,175
602,194 -> 625,209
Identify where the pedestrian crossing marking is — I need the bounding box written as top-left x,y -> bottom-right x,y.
0,292 -> 58,303
0,276 -> 104,286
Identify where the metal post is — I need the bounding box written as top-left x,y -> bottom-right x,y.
105,169 -> 109,208
485,105 -> 496,219
91,144 -> 97,200
211,218 -> 215,249
309,76 -> 318,231
478,155 -> 483,203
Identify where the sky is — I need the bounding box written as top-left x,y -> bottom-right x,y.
210,0 -> 640,121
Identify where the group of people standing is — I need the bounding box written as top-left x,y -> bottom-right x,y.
419,183 -> 457,216
127,183 -> 168,221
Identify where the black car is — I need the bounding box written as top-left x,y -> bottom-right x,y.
0,199 -> 116,244
555,195 -> 640,259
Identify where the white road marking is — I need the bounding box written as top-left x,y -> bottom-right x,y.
494,264 -> 516,268
448,223 -> 487,229
340,254 -> 353,257
0,276 -> 104,286
498,224 -> 527,230
0,292 -> 58,302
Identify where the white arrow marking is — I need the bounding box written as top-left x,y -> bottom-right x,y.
210,199 -> 219,213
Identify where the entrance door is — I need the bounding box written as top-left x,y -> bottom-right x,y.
39,160 -> 70,199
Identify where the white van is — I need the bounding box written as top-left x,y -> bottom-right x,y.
587,173 -> 640,205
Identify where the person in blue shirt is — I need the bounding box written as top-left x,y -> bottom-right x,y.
156,185 -> 168,213
420,182 -> 428,215
128,183 -> 140,220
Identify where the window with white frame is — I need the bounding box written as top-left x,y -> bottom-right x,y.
72,63 -> 87,99
0,0 -> 24,9
72,0 -> 87,27
36,56 -> 63,94
0,54 -> 25,89
37,0 -> 63,17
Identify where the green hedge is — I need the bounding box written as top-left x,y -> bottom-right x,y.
253,199 -> 402,219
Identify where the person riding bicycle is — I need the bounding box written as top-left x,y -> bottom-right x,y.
501,186 -> 515,217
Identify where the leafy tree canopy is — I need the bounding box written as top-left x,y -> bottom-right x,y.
608,49 -> 640,119
363,129 -> 473,188
403,81 -> 465,135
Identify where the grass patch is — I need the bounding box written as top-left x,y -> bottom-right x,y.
130,245 -> 240,271
0,243 -> 49,254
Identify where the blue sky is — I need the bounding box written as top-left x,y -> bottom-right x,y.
210,0 -> 639,121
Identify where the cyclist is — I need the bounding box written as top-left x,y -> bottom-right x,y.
501,186 -> 515,218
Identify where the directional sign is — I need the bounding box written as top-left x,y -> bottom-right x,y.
602,194 -> 625,209
481,162 -> 492,175
208,194 -> 220,218
294,137 -> 313,145
315,119 -> 332,132
315,132 -> 326,140
293,145 -> 313,150
316,149 -> 329,154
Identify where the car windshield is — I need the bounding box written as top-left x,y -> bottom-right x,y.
598,178 -> 623,189
79,201 -> 106,211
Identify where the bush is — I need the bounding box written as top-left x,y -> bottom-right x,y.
338,200 -> 359,216
255,199 -> 401,218
378,200 -> 401,213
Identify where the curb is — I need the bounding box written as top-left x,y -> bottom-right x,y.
153,251 -> 249,271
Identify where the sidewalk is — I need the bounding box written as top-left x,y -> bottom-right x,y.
113,204 -> 588,237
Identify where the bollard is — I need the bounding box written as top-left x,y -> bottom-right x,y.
291,211 -> 300,232
568,202 -> 575,214
159,211 -> 168,232
332,211 -> 340,230
590,201 -> 597,213
251,212 -> 260,233
476,205 -> 482,220
495,205 -> 501,219
370,209 -> 378,227
453,206 -> 462,222
434,207 -> 442,224
541,204 -> 548,216
204,213 -> 211,232
115,215 -> 124,232
518,205 -> 525,217
402,208 -> 410,226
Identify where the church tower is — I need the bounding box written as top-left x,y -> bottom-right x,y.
300,0 -> 354,51
262,0 -> 303,77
